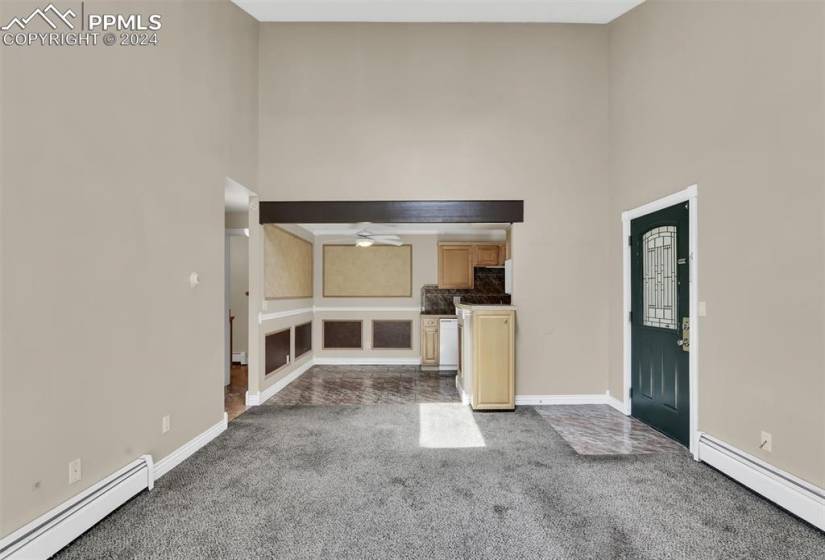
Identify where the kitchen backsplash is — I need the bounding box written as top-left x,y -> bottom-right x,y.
421,267 -> 510,315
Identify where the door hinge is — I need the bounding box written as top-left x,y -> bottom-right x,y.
628,310 -> 633,323
628,235 -> 632,247
629,386 -> 634,398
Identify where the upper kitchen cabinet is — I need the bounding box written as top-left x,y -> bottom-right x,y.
438,244 -> 474,289
437,242 -> 507,289
474,244 -> 505,266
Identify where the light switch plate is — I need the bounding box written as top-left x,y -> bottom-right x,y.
162,415 -> 171,434
698,301 -> 707,316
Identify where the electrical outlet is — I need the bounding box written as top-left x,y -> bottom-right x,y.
162,415 -> 171,434
68,458 -> 82,485
760,431 -> 772,453
698,301 -> 707,317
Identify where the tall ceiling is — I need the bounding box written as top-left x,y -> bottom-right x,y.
231,0 -> 645,24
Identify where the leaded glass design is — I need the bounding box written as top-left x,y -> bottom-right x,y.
642,226 -> 678,330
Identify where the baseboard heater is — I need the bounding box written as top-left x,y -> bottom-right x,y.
0,455 -> 154,560
697,433 -> 825,532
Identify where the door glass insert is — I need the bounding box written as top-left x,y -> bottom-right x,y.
642,226 -> 677,330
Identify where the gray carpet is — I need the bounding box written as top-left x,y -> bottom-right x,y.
54,403 -> 825,559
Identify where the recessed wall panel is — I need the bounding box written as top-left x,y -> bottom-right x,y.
295,321 -> 312,358
265,328 -> 291,374
372,320 -> 413,349
323,245 -> 412,297
322,320 -> 363,349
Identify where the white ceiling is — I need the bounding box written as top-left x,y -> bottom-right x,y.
231,0 -> 645,24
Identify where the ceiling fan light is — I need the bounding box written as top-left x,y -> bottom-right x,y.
355,239 -> 374,248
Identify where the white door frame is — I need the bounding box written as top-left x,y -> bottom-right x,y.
622,184 -> 699,459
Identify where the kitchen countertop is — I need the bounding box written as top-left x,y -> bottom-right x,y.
455,303 -> 517,312
420,313 -> 457,318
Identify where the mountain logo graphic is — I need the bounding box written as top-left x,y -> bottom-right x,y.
2,3 -> 76,31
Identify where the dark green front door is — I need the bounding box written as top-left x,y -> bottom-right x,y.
631,202 -> 690,446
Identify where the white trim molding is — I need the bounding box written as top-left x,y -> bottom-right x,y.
455,376 -> 471,406
515,394 -> 612,406
259,306 -> 421,324
153,413 -> 228,480
0,456 -> 154,560
313,356 -> 421,366
313,306 -> 421,313
259,307 -> 313,323
605,394 -> 626,414
697,433 -> 825,531
622,184 -> 699,458
246,358 -> 314,406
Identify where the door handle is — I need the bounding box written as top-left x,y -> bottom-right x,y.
678,317 -> 690,352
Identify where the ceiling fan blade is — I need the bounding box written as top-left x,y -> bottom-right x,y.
369,235 -> 402,241
325,237 -> 357,244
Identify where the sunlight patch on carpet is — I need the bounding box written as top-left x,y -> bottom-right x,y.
418,403 -> 485,448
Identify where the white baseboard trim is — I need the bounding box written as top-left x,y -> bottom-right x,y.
515,394 -> 610,406
0,456 -> 153,560
605,395 -> 627,414
455,376 -> 470,406
697,432 -> 825,531
153,413 -> 228,480
314,357 -> 421,366
247,358 -> 314,406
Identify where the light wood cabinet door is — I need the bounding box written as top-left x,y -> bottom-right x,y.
438,245 -> 474,289
474,244 -> 503,266
473,313 -> 514,409
421,321 -> 439,366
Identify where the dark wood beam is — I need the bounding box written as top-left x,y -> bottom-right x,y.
259,200 -> 523,224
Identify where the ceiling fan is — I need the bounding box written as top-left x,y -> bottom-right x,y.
327,223 -> 402,247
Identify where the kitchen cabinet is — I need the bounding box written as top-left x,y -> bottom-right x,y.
420,317 -> 440,367
475,244 -> 504,266
438,245 -> 474,289
456,304 -> 515,411
437,242 -> 506,289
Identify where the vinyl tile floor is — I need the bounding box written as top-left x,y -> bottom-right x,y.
533,404 -> 686,455
263,365 -> 460,406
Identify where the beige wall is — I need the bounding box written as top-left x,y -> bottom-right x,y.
608,1 -> 825,486
5,0 -> 822,539
0,0 -> 259,536
258,23 -> 612,395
